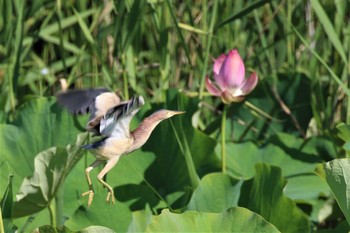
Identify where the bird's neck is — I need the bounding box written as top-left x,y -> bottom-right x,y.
129,116 -> 161,152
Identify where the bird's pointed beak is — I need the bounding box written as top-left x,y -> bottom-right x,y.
167,110 -> 185,118
172,110 -> 186,115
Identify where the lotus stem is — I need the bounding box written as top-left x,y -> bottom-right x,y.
221,105 -> 227,174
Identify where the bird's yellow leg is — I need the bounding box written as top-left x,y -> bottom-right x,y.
96,156 -> 120,205
82,160 -> 102,207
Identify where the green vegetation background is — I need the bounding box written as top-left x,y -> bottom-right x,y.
1,0 -> 350,232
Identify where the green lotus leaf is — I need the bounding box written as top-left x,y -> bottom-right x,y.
239,164 -> 310,233
144,207 -> 280,232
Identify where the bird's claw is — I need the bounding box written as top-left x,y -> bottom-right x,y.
106,190 -> 115,205
81,189 -> 115,206
82,190 -> 94,207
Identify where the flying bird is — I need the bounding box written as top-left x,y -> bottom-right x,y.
57,89 -> 184,206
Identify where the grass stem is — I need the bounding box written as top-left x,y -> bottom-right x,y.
0,206 -> 4,233
170,120 -> 199,189
55,186 -> 64,226
221,104 -> 227,174
199,0 -> 218,100
48,200 -> 56,228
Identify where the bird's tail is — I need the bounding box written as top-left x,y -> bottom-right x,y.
81,144 -> 94,150
81,137 -> 107,150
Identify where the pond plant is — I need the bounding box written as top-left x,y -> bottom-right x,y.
1,1 -> 350,232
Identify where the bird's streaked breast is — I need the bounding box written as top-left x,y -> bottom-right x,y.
90,137 -> 134,160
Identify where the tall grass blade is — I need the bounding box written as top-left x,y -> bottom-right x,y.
198,0 -> 218,100
215,0 -> 272,30
9,0 -> 25,114
310,0 -> 347,64
72,8 -> 95,45
170,120 -> 200,189
40,34 -> 84,54
178,23 -> 208,35
165,0 -> 192,66
292,24 -> 350,97
38,9 -> 95,36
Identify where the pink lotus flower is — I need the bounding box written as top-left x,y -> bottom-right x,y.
206,49 -> 258,104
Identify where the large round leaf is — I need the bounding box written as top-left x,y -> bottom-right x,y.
223,140 -> 318,180
13,133 -> 88,217
187,173 -> 242,212
33,225 -> 114,233
144,207 -> 280,232
0,97 -> 85,198
65,196 -> 132,232
284,175 -> 330,201
64,150 -> 157,231
315,159 -> 350,225
239,163 -> 310,233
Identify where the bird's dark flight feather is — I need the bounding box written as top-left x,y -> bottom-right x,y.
56,88 -> 108,114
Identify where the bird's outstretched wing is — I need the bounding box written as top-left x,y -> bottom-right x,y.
56,88 -> 121,132
56,88 -> 109,114
100,96 -> 145,139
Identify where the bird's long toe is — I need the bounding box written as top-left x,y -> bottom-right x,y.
106,190 -> 115,205
82,190 -> 94,207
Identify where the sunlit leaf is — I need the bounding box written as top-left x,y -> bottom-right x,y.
144,207 -> 280,232
223,140 -> 318,180
187,173 -> 242,212
101,150 -> 171,211
65,195 -> 132,232
13,133 -> 88,217
33,224 -> 114,233
337,123 -> 350,143
315,159 -> 350,225
0,97 -> 85,200
284,175 -> 330,201
64,146 -> 155,232
0,97 -> 88,230
337,123 -> 350,156
239,164 -> 310,233
127,208 -> 153,233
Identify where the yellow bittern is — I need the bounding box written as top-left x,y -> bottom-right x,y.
57,89 -> 184,206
